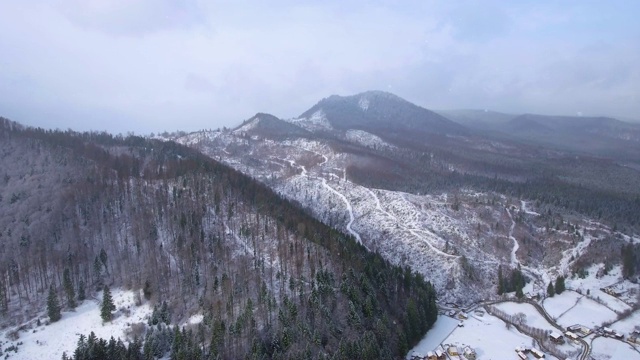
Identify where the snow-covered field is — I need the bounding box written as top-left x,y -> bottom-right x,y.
568,264 -> 635,312
554,296 -> 618,329
409,303 -> 577,360
590,336 -> 640,360
543,291 -> 584,320
495,302 -> 557,332
611,310 -> 640,334
0,289 -> 151,360
406,316 -> 459,359
444,313 -> 559,360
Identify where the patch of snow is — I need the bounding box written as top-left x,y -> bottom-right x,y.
567,264 -> 634,312
520,200 -> 540,216
234,118 -> 260,133
555,295 -> 618,328
287,110 -> 333,131
358,97 -> 369,111
495,302 -> 557,332
406,316 -> 459,358
611,310 -> 640,335
0,289 -> 151,360
187,313 -> 204,325
444,312 -> 559,360
543,291 -> 583,320
345,129 -> 395,149
590,336 -> 640,360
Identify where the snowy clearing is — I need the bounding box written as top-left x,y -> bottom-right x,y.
555,296 -> 618,329
611,309 -> 640,334
444,313 -> 559,360
0,289 -> 151,360
406,315 -> 459,358
543,291 -> 584,320
590,336 -> 640,360
495,302 -> 557,332
568,264 -> 634,313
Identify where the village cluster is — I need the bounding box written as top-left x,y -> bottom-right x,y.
409,300 -> 640,360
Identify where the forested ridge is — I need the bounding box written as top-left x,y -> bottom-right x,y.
0,118 -> 437,359
345,137 -> 640,232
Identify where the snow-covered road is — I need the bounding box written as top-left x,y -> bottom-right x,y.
322,178 -> 366,249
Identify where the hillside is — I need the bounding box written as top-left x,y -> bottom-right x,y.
0,118 -> 437,359
168,91 -> 640,307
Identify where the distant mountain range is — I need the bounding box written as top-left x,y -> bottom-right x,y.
436,109 -> 640,164
225,91 -> 640,167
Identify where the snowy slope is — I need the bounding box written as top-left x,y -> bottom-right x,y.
0,289 -> 151,360
167,127 -> 640,305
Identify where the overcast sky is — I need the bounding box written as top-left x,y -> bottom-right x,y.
1,1 -> 638,134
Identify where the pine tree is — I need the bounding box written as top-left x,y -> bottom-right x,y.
78,280 -> 86,301
515,282 -> 524,299
0,281 -> 7,315
497,265 -> 505,295
99,248 -> 109,274
555,276 -> 566,294
47,284 -> 62,322
101,285 -> 116,322
547,282 -> 555,297
622,244 -> 636,279
94,256 -> 103,279
63,268 -> 76,309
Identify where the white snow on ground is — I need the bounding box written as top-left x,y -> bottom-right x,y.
568,264 -> 634,313
234,118 -> 259,133
611,309 -> 640,334
320,178 -> 366,249
406,316 -> 459,359
345,129 -> 395,149
555,296 -> 618,329
0,289 -> 151,360
287,110 -> 333,131
506,208 -> 520,268
173,130 -> 221,146
495,302 -> 557,332
543,291 -> 584,320
444,313 -> 559,360
358,97 -> 369,111
187,313 -> 204,325
590,336 -> 640,360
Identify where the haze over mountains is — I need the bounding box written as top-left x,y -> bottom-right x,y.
438,108 -> 640,165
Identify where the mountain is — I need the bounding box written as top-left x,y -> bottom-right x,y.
234,113 -> 311,140
0,118 -> 437,359
504,114 -> 640,154
294,91 -> 467,148
439,109 -> 640,165
168,91 -> 640,309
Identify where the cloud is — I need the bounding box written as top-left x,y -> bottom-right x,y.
54,0 -> 206,36
0,1 -> 638,133
184,73 -> 217,94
